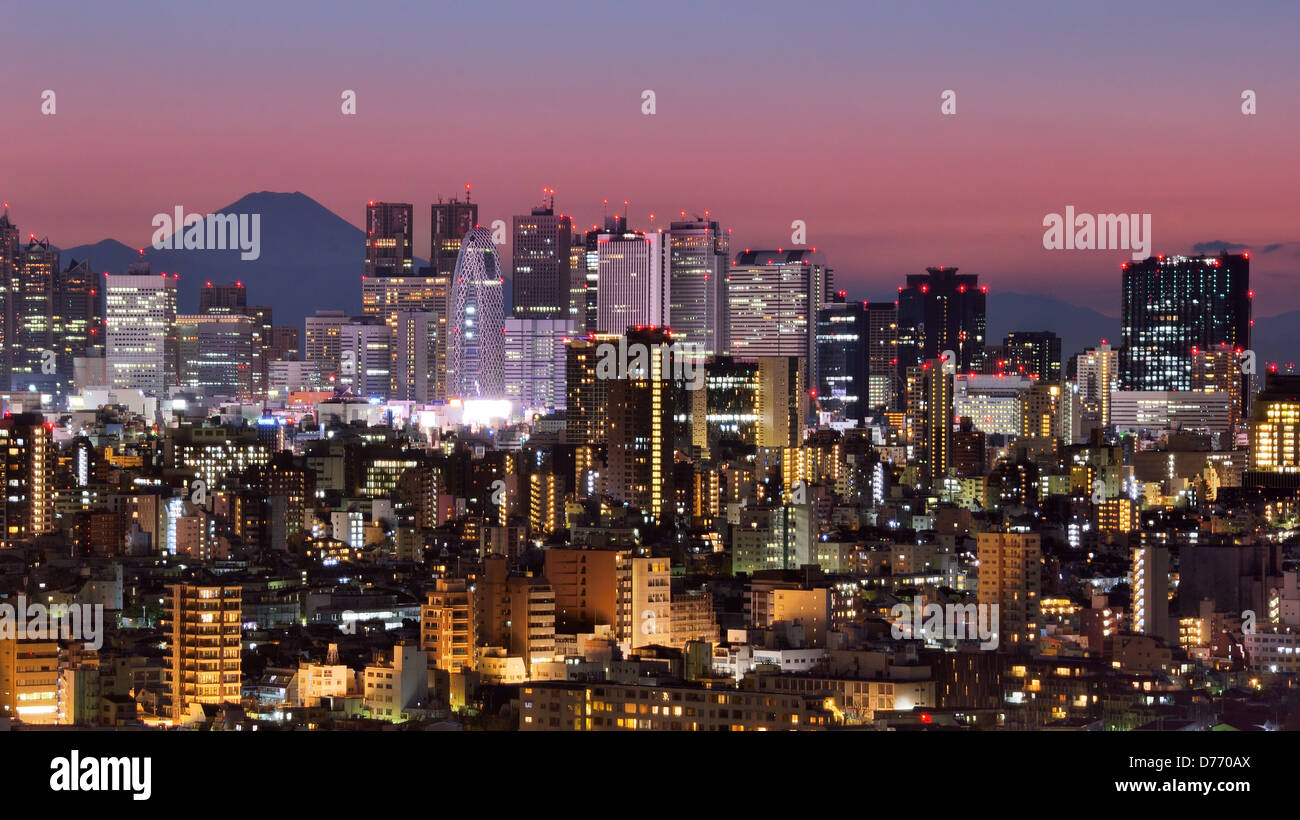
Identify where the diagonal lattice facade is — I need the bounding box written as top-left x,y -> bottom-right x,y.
448,226 -> 505,399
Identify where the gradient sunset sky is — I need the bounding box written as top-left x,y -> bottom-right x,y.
3,0 -> 1297,315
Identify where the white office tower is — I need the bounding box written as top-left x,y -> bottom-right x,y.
340,318 -> 394,400
729,249 -> 831,386
392,310 -> 438,403
504,318 -> 573,412
106,263 -> 177,398
596,228 -> 668,334
449,226 -> 506,399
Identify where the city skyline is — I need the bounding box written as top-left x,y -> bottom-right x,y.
4,1 -> 1299,316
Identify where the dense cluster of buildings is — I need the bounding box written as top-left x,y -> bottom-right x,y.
0,196 -> 1296,732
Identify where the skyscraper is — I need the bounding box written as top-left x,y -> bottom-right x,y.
896,266 -> 986,376
604,327 -> 678,523
106,263 -> 177,398
165,584 -> 242,722
729,249 -> 831,391
595,227 -> 668,334
199,281 -> 247,314
504,318 -> 572,411
0,413 -> 53,543
364,202 -> 414,278
866,301 -> 900,411
176,314 -> 255,399
512,192 -> 573,320
1002,331 -> 1062,382
448,227 -> 505,400
1074,339 -> 1118,428
304,309 -> 349,385
1245,373 -> 1300,492
362,275 -> 446,399
339,317 -> 394,400
0,207 -> 19,389
816,295 -> 867,423
391,310 -> 438,403
1120,252 -> 1250,393
668,217 -> 729,358
12,236 -> 58,393
431,192 -> 478,276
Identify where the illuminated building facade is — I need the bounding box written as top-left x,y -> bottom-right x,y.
165,584 -> 243,722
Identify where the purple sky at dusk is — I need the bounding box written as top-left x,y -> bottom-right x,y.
3,0 -> 1298,315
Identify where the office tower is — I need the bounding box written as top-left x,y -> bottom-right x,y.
952,417 -> 987,476
244,304 -> 274,400
668,217 -> 729,357
866,302 -> 900,411
1020,382 -> 1062,439
420,579 -> 478,672
897,266 -> 986,379
504,318 -> 572,411
391,310 -> 437,403
604,327 -> 678,523
1191,343 -> 1246,427
304,309 -> 349,384
11,236 -> 58,393
513,192 -> 573,320
448,226 -> 505,399
976,531 -> 1041,648
0,413 -> 53,543
952,374 -> 1032,437
424,196 -> 475,401
176,314 -> 255,399
339,317 -> 394,400
270,326 -> 299,361
199,280 -> 247,314
582,223 -> 611,332
596,227 -> 668,334
0,207 -> 18,388
362,274 -> 447,398
54,260 -> 103,382
567,231 -> 590,332
431,193 -> 479,276
364,201 -> 414,278
105,263 -> 177,398
1120,252 -> 1251,392
907,359 -> 953,488
816,296 -> 868,423
729,249 -> 832,389
565,333 -> 619,444
692,357 -> 762,454
758,356 -> 807,448
1131,544 -> 1172,643
1075,340 -> 1118,427
164,584 -> 242,722
1002,331 -> 1062,382
1245,373 -> 1300,491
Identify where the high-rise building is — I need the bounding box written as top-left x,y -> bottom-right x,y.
54,259 -> 104,391
270,326 -> 299,362
513,192 -> 573,320
176,314 -> 255,399
976,532 -> 1041,648
304,310 -> 349,385
164,584 -> 242,722
504,318 -> 572,411
816,296 -> 868,423
364,202 -> 414,278
897,266 -> 986,376
448,227 -> 505,399
420,579 -> 478,672
758,356 -> 806,449
11,236 -> 58,393
339,317 -> 394,400
1245,373 -> 1300,492
362,275 -> 447,398
866,302 -> 900,411
907,359 -> 953,489
199,281 -> 247,314
0,413 -> 54,543
729,249 -> 831,390
0,207 -> 20,389
1131,544 -> 1172,643
105,263 -> 177,398
1120,252 -> 1251,393
668,217 -> 729,358
1191,342 -> 1246,428
431,193 -> 478,276
391,310 -> 437,403
604,327 -> 678,523
1074,340 -> 1118,428
565,333 -> 619,445
595,228 -> 668,334
1002,331 -> 1062,382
